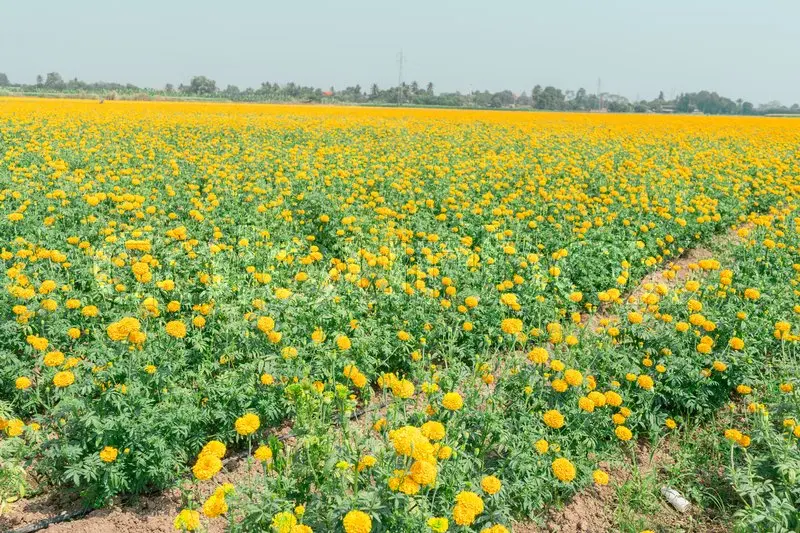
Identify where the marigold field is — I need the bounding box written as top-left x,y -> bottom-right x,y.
1,99 -> 799,532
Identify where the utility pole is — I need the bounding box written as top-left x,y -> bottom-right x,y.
396,50 -> 405,106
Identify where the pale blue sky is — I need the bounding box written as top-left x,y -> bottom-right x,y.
1,0 -> 798,104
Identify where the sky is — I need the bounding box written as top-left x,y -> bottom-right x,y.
1,0 -> 799,105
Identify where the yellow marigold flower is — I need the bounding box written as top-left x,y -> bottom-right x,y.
543,409 -> 565,429
410,459 -> 437,486
254,445 -> 273,462
605,390 -> 623,407
452,503 -> 476,526
627,311 -> 643,324
500,318 -> 523,335
578,396 -> 595,413
343,510 -> 372,533
455,490 -> 484,515
257,316 -> 275,333
527,347 -> 549,364
743,288 -> 760,300
593,469 -> 609,485
550,359 -> 565,372
272,511 -> 297,533
480,475 -> 502,495
99,446 -> 118,463
260,373 -> 275,385
421,420 -> 446,441
564,369 -> 583,386
729,337 -> 745,350
534,439 -> 549,454
235,413 -> 260,436
165,320 -> 187,338
389,426 -> 434,460
551,379 -> 568,393
551,457 -> 576,482
724,428 -> 743,443
27,335 -> 49,351
442,392 -> 463,411
336,335 -> 352,351
274,288 -> 292,300
200,440 -> 226,459
712,360 -> 728,372
637,375 -> 654,390
464,296 -> 479,308
53,370 -> 75,388
5,419 -> 25,437
373,418 -> 387,432
392,379 -> 415,399
437,445 -> 453,459
587,391 -> 606,407
357,455 -> 377,471
427,517 -> 449,533
15,377 -> 32,390
192,453 -> 222,480
665,418 -> 677,429
481,526 -> 510,533
202,492 -> 227,518
173,509 -> 200,531
615,425 -> 633,441
736,384 -> 752,395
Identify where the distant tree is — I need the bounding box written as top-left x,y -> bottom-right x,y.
185,76 -> 217,96
370,84 -> 379,99
165,83 -> 175,93
531,85 -> 543,108
66,77 -> 84,90
489,90 -> 515,108
0,73 -> 10,86
426,82 -> 434,96
36,74 -> 43,86
608,100 -> 631,112
658,90 -> 665,101
742,101 -> 755,115
573,87 -> 587,110
223,85 -> 241,99
44,72 -> 66,90
537,86 -> 564,110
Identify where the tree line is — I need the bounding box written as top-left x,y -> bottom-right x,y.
1,72 -> 798,115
